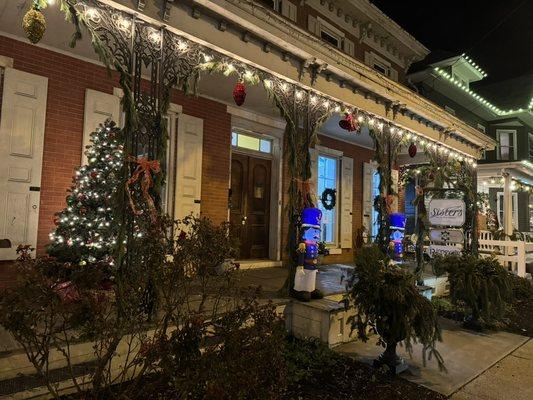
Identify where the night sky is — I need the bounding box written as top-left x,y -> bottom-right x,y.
371,0 -> 533,84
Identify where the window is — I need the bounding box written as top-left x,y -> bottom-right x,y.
497,192 -> 518,229
231,131 -> 272,154
444,105 -> 456,116
497,130 -> 516,161
317,17 -> 344,49
364,51 -> 397,80
320,29 -> 340,48
477,124 -> 486,133
317,155 -> 338,244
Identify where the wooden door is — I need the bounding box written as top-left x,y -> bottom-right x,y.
230,153 -> 271,259
0,68 -> 48,259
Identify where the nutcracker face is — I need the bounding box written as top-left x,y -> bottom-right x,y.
302,226 -> 321,242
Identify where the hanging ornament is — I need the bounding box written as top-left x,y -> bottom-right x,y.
408,143 -> 417,158
22,3 -> 46,44
90,171 -> 98,179
232,81 -> 246,106
338,113 -> 359,132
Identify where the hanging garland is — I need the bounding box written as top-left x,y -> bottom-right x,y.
320,188 -> 336,210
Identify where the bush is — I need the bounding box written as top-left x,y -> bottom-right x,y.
433,254 -> 513,326
345,245 -> 444,372
0,216 -> 284,400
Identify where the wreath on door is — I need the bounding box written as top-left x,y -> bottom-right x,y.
320,188 -> 337,211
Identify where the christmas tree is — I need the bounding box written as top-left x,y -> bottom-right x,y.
47,120 -> 124,264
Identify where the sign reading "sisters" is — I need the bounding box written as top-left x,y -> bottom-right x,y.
428,199 -> 466,227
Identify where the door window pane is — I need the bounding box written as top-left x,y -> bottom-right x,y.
317,155 -> 338,244
232,132 -> 273,154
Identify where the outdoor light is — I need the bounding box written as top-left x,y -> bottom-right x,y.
177,40 -> 188,51
85,7 -> 101,21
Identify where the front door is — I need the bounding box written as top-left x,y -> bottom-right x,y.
230,153 -> 271,259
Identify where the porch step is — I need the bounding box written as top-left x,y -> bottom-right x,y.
285,298 -> 357,347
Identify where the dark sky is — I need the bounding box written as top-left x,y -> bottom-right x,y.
371,0 -> 533,84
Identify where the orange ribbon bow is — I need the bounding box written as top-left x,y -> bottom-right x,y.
125,156 -> 161,223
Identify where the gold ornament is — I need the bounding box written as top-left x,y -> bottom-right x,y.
23,7 -> 46,44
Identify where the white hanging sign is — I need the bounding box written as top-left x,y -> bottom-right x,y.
429,228 -> 464,244
428,199 -> 466,227
428,244 -> 462,257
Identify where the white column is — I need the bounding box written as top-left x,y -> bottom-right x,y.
502,170 -> 513,236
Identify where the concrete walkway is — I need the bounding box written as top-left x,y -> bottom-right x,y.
336,318 -> 531,398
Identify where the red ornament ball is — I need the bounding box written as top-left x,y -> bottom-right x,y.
233,82 -> 246,106
408,143 -> 417,158
90,171 -> 98,179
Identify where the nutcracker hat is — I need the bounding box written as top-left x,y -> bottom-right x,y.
301,207 -> 322,229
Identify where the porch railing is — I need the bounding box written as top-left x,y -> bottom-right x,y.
478,230 -> 532,277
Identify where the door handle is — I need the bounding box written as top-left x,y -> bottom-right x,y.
241,216 -> 247,225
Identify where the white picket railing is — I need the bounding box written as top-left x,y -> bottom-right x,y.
478,230 -> 532,277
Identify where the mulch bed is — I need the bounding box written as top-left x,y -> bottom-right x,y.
284,356 -> 445,400
504,295 -> 533,337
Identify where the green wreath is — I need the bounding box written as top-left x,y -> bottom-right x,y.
320,188 -> 336,211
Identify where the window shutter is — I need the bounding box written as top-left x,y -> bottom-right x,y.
82,89 -> 120,164
390,68 -> 398,81
343,38 -> 355,57
281,1 -> 297,22
364,51 -> 372,66
175,114 -> 204,221
362,162 -> 374,234
308,15 -> 319,36
340,156 -> 354,248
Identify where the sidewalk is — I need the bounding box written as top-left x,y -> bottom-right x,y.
335,318 -> 531,398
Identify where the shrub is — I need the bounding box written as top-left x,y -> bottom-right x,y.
345,245 -> 444,372
433,254 -> 513,326
0,216 -> 281,400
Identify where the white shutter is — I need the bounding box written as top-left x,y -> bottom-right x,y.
340,156 -> 353,248
343,38 -> 355,57
362,162 -> 373,234
309,148 -> 318,204
175,114 -> 203,221
308,15 -> 319,36
364,51 -> 372,67
0,68 -> 48,259
82,89 -> 120,164
281,1 -> 297,22
391,169 -> 399,213
389,68 -> 398,82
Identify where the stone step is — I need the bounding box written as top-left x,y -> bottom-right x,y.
285,298 -> 357,347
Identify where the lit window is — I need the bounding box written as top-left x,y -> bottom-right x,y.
232,132 -> 273,154
497,130 -> 516,161
317,155 -> 338,244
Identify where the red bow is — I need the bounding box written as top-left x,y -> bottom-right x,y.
125,156 -> 161,223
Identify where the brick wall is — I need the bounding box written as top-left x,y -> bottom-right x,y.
0,35 -> 231,254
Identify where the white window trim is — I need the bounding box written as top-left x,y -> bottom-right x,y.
317,151 -> 341,248
444,105 -> 456,116
317,16 -> 345,49
366,51 -> 395,78
477,123 -> 486,133
496,129 -> 517,161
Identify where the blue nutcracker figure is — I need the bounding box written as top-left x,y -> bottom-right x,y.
293,207 -> 324,302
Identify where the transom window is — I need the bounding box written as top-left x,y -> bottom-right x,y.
231,132 -> 272,154
320,29 -> 340,48
317,155 -> 338,244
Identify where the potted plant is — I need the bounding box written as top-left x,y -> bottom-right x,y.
433,254 -> 512,330
345,245 -> 444,373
